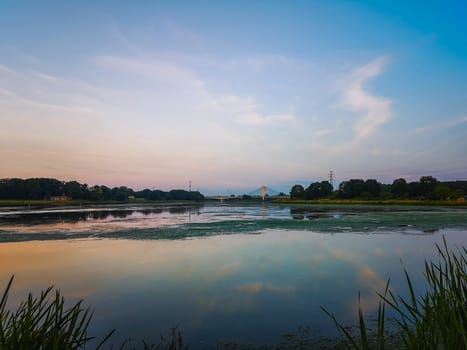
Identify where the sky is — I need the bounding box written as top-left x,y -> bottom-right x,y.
1,0 -> 466,194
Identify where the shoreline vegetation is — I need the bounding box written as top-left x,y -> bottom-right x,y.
274,198 -> 467,206
1,238 -> 465,349
1,198 -> 466,209
288,176 -> 467,203
1,176 -> 467,209
0,198 -> 205,208
0,178 -> 205,204
1,176 -> 467,207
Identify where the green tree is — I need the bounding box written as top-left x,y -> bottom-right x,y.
420,176 -> 438,198
365,179 -> 381,198
339,179 -> 366,198
290,184 -> 305,199
305,182 -> 320,199
434,185 -> 451,200
305,181 -> 333,199
64,181 -> 82,199
391,178 -> 408,198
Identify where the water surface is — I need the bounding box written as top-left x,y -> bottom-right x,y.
0,203 -> 466,347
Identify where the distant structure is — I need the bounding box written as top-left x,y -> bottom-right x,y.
329,170 -> 334,189
50,195 -> 70,201
261,185 -> 267,201
206,185 -> 282,202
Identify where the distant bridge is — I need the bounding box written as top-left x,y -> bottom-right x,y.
247,186 -> 281,200
207,185 -> 287,202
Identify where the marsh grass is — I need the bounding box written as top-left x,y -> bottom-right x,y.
0,275 -> 113,350
322,237 -> 466,349
119,326 -> 187,350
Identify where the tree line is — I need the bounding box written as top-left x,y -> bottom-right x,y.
290,176 -> 466,200
0,178 -> 204,202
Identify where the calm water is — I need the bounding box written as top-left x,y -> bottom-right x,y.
1,203 -> 466,347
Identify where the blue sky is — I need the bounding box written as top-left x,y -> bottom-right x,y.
1,0 -> 466,194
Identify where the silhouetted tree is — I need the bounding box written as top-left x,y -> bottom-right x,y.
391,178 -> 409,198
305,181 -> 333,199
365,179 -> 381,198
419,176 -> 438,199
290,184 -> 305,199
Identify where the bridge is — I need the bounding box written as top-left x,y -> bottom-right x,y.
206,185 -> 287,202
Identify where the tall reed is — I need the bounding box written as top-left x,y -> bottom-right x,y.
0,275 -> 113,350
322,236 -> 466,349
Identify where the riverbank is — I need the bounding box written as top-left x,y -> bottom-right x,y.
274,198 -> 467,206
0,198 -> 204,208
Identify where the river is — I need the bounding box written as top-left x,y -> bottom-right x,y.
1,203 -> 466,348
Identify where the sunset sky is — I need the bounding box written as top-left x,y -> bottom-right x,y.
1,1 -> 466,194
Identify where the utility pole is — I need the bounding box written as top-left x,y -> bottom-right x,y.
189,180 -> 192,192
329,171 -> 334,189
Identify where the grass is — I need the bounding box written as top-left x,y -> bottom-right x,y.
322,236 -> 466,350
0,276 -> 113,349
0,276 -> 189,350
119,327 -> 187,350
0,199 -> 81,207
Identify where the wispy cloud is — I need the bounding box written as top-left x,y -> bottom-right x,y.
223,53 -> 295,72
237,113 -> 296,125
95,55 -> 205,89
0,63 -> 14,73
312,128 -> 335,137
29,70 -> 61,82
0,87 -> 100,117
342,56 -> 392,138
415,116 -> 467,133
96,54 -> 298,127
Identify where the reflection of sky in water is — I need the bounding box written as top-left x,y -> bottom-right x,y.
1,226 -> 465,348
1,204 -> 467,241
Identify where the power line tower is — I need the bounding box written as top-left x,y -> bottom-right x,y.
329,171 -> 334,189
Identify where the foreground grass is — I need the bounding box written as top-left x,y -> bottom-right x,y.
322,237 -> 466,350
1,238 -> 465,349
0,276 -> 113,350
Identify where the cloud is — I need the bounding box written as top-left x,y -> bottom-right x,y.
30,70 -> 61,82
342,56 -> 392,138
415,116 -> 467,133
312,128 -> 335,137
237,113 -> 296,125
95,55 -> 205,89
223,53 -> 293,72
0,56 -> 302,187
0,87 -> 100,117
0,63 -> 14,73
96,55 -> 298,127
